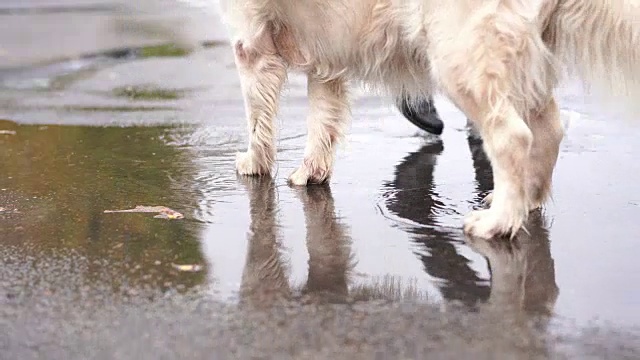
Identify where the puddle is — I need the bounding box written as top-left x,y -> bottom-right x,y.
3,87 -> 638,324
0,120 -> 205,291
1,19 -> 640,357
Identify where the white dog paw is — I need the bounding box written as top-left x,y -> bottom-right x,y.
236,151 -> 271,176
481,192 -> 542,212
288,160 -> 331,186
463,208 -> 524,239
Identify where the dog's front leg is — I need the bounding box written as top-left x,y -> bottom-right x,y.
461,101 -> 532,240
441,69 -> 533,239
288,75 -> 350,186
434,10 -> 555,239
233,32 -> 288,176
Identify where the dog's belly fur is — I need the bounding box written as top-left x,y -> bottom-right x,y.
224,0 -> 435,99
222,0 -> 558,104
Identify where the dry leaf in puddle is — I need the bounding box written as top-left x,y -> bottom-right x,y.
104,205 -> 184,219
171,263 -> 203,272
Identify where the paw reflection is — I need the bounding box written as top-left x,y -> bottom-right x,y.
238,175 -> 356,307
238,176 -> 425,308
237,175 -> 291,306
293,184 -> 353,302
465,211 -> 559,317
382,126 -> 558,317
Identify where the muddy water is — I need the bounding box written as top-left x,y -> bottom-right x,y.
1,3 -> 640,358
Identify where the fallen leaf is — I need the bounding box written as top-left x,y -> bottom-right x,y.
0,207 -> 5,212
171,263 -> 203,272
104,205 -> 184,220
0,130 -> 16,135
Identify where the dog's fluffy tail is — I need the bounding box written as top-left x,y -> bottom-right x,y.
549,0 -> 640,111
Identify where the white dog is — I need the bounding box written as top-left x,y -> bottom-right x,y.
217,0 -> 640,239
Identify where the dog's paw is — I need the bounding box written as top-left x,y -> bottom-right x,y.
236,151 -> 271,176
463,209 -> 524,240
527,197 -> 548,212
482,192 -> 544,213
288,160 -> 331,186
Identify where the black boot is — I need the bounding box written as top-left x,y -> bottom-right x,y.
397,96 -> 444,135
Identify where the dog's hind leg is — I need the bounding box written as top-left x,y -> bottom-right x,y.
483,97 -> 563,211
485,98 -> 564,210
524,97 -> 564,210
439,50 -> 535,239
459,97 -> 533,240
434,6 -> 555,239
288,74 -> 349,186
233,30 -> 288,176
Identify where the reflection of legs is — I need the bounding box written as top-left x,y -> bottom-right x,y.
239,176 -> 290,306
467,130 -> 494,204
465,211 -> 559,316
289,75 -> 349,185
294,185 -> 353,300
233,30 -> 288,176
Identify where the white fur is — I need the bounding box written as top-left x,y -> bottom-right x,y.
218,0 -> 640,239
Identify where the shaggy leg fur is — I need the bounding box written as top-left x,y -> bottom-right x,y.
462,101 -> 533,240
442,73 -> 535,239
233,32 -> 287,176
524,97 -> 564,209
484,97 -> 564,210
432,6 -> 554,239
289,75 -> 349,185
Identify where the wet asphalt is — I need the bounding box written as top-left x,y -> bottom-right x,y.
1,2 -> 640,359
